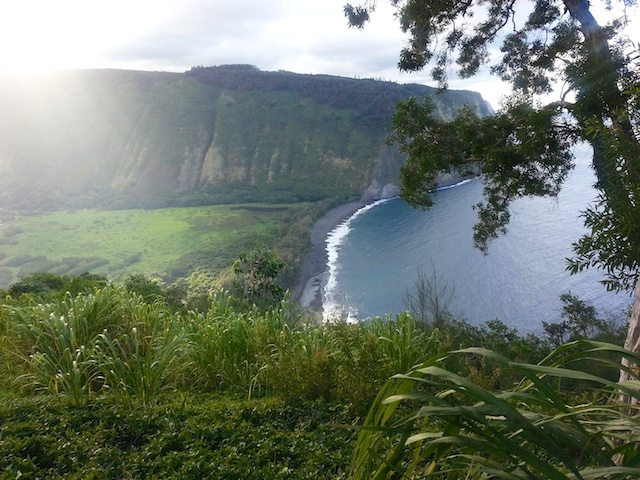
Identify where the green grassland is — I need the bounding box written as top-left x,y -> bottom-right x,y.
0,203 -> 311,288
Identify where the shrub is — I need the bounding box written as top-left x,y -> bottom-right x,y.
349,341 -> 640,479
8,272 -> 67,298
0,395 -> 357,479
123,274 -> 165,303
8,286 -> 184,404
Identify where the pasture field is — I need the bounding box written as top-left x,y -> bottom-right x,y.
0,204 -> 307,288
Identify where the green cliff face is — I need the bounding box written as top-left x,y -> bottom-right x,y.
0,65 -> 492,210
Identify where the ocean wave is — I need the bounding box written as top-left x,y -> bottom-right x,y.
437,177 -> 475,191
321,178 -> 477,322
322,198 -> 392,322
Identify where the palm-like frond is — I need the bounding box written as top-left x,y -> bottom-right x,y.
349,341 -> 640,479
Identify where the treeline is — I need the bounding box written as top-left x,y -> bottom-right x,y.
187,64 -> 428,116
0,175 -> 360,213
187,65 -> 492,119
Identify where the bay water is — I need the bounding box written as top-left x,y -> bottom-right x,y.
323,146 -> 632,333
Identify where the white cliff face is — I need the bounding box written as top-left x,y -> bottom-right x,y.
361,180 -> 401,202
362,167 -> 479,203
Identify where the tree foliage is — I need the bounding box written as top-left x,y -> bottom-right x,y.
391,96 -> 577,250
232,248 -> 286,309
346,0 -> 640,290
543,292 -> 609,347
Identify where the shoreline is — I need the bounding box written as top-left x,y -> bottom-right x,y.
294,201 -> 367,315
293,175 -> 474,318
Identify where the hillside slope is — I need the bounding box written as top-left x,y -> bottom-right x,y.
0,65 -> 492,210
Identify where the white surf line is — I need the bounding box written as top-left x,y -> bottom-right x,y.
321,178 -> 478,323
322,198 -> 392,323
437,177 -> 475,191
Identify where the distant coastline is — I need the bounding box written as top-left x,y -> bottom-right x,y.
294,174 -> 475,319
295,201 -> 366,317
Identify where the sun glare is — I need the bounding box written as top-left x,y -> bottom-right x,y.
1,2 -> 88,70
0,0 -> 637,74
0,0 -> 171,71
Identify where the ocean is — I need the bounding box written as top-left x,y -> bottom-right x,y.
323,146 -> 632,334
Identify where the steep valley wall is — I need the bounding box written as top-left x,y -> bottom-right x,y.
0,66 -> 492,210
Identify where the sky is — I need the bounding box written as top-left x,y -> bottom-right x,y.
0,0 -> 637,109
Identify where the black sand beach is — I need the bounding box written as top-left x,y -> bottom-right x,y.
294,201 -> 366,314
293,174 -> 474,316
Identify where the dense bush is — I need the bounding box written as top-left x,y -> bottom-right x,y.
0,274 -> 632,478
0,395 -> 356,479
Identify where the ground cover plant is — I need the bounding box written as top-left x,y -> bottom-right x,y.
0,275 -> 633,478
0,394 -> 356,479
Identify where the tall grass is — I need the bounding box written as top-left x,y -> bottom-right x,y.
182,293 -> 298,396
349,341 -> 640,479
9,284 -> 611,429
2,287 -> 455,408
6,288 -> 291,402
185,308 -> 267,395
266,322 -> 335,400
264,313 -> 440,412
93,299 -> 189,403
8,287 -> 188,404
369,312 -> 439,374
9,287 -> 124,404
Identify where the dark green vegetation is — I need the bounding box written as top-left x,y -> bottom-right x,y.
0,276 -> 630,478
350,342 -> 640,479
0,65 -> 491,211
0,14 -> 636,473
0,395 -> 355,479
